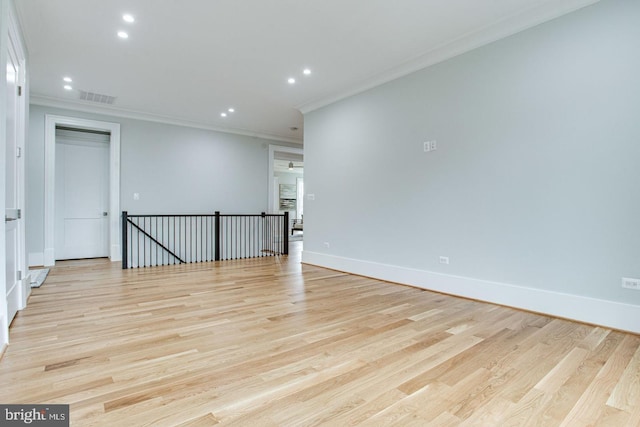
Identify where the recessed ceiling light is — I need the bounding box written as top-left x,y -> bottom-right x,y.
288,78 -> 296,84
63,85 -> 73,90
123,14 -> 135,23
63,77 -> 72,83
228,108 -> 235,113
303,68 -> 311,75
117,31 -> 129,39
220,112 -> 227,117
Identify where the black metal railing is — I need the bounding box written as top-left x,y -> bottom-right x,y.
122,211 -> 289,269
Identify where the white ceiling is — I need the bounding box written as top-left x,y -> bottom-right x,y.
15,0 -> 597,144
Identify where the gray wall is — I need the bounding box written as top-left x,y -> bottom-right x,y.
304,0 -> 640,305
26,104 -> 299,257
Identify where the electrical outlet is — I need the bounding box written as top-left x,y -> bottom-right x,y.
423,140 -> 437,152
324,242 -> 330,249
439,256 -> 449,265
424,140 -> 438,152
622,277 -> 640,290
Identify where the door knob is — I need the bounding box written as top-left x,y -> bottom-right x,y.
5,208 -> 20,221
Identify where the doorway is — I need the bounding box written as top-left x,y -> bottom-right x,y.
43,116 -> 121,266
268,145 -> 304,215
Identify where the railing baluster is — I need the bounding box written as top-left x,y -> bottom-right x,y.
122,212 -> 288,268
136,220 -> 140,268
182,216 -> 185,263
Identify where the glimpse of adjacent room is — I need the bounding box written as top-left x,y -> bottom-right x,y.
272,150 -> 303,241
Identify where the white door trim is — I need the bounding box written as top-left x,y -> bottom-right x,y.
268,145 -> 303,214
44,115 -> 121,266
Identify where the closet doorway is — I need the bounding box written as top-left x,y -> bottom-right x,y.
44,115 -> 121,266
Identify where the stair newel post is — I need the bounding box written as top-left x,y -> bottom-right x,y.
283,211 -> 289,255
214,211 -> 221,261
122,211 -> 128,269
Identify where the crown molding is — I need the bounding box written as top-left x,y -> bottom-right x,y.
298,0 -> 600,114
30,95 -> 303,145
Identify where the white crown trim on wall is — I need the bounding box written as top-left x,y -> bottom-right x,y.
31,95 -> 303,145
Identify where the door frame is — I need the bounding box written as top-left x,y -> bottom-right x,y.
44,115 -> 121,266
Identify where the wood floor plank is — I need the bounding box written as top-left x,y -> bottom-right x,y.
0,244 -> 638,426
606,339 -> 640,411
560,334 -> 640,426
532,329 -> 626,426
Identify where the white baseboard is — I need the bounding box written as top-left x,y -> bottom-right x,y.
19,277 -> 31,310
29,252 -> 44,267
302,251 -> 640,334
44,248 -> 55,267
110,244 -> 121,262
0,314 -> 7,348
31,247 -> 121,265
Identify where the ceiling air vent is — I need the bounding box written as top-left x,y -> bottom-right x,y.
79,90 -> 116,105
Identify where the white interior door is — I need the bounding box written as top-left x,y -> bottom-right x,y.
5,37 -> 21,324
55,138 -> 109,260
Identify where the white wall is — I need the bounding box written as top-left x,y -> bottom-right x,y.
275,171 -> 302,186
303,0 -> 640,332
26,104 -> 299,263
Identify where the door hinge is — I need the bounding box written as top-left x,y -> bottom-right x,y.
16,147 -> 22,158
17,271 -> 22,281
18,85 -> 22,96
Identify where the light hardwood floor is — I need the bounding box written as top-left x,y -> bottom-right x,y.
1,242 -> 639,426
